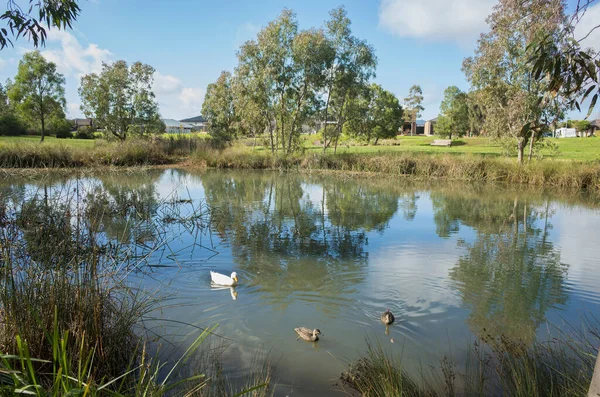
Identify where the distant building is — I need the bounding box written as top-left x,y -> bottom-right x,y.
180,115 -> 207,132
424,117 -> 437,136
399,110 -> 434,136
555,127 -> 577,138
588,119 -> 600,136
71,118 -> 93,131
162,119 -> 194,134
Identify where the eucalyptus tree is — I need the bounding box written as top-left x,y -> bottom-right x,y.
79,60 -> 160,141
403,85 -> 424,135
463,0 -> 569,163
7,51 -> 66,142
322,6 -> 377,153
202,71 -> 238,145
529,0 -> 600,117
436,86 -> 469,139
287,28 -> 334,153
1,0 -> 80,49
236,36 -> 277,152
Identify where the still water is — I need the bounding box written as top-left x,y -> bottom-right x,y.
2,169 -> 600,396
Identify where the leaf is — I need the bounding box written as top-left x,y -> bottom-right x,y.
587,93 -> 598,118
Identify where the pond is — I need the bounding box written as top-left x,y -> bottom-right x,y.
2,168 -> 600,396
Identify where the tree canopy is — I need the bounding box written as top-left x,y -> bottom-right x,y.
79,60 -> 161,140
436,86 -> 469,139
463,0 -> 570,163
7,51 -> 66,142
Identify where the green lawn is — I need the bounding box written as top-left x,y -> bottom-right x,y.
2,134 -> 600,162
302,136 -> 600,161
0,135 -> 96,148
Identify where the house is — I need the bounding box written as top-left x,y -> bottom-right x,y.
180,115 -> 207,132
424,118 -> 437,136
71,118 -> 93,131
555,127 -> 577,138
162,119 -> 194,134
588,119 -> 600,136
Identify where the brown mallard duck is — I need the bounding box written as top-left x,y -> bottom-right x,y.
381,309 -> 395,325
294,327 -> 322,342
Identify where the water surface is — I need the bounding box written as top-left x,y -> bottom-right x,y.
2,169 -> 600,396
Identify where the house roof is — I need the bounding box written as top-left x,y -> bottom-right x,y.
180,115 -> 206,123
162,119 -> 194,128
591,119 -> 600,128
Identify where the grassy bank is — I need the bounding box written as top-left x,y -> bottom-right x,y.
0,185 -> 272,396
342,320 -> 599,396
2,135 -> 600,194
193,147 -> 600,193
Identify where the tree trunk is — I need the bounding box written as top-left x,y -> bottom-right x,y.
528,133 -> 535,162
517,138 -> 525,165
322,87 -> 332,153
40,117 -> 45,142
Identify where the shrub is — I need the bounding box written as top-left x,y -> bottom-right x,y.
75,126 -> 96,139
0,114 -> 27,136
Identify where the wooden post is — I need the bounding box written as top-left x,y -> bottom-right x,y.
589,348 -> 600,397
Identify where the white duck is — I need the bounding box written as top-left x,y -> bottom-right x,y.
210,271 -> 239,286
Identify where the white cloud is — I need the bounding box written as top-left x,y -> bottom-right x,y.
153,72 -> 183,95
0,57 -> 6,71
379,0 -> 495,44
67,103 -> 81,117
574,2 -> 600,52
40,30 -> 112,78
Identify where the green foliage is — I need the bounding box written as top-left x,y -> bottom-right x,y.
49,116 -> 72,138
436,86 -> 469,138
7,51 -> 66,142
0,113 -> 27,136
463,0 -> 569,163
404,84 -> 424,119
321,6 -> 377,152
345,83 -> 403,144
203,71 -> 238,145
79,60 -> 160,141
75,126 -> 96,139
573,120 -> 591,133
529,0 -> 599,117
0,0 -> 81,49
234,7 -> 376,154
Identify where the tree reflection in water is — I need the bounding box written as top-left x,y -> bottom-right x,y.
199,172 -> 402,314
432,190 -> 568,344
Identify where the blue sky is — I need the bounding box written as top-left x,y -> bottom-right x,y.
0,0 -> 598,120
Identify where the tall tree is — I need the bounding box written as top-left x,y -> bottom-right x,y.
287,28 -> 333,153
79,60 -> 160,141
436,86 -> 469,139
7,51 -> 66,142
463,0 -> 568,163
403,85 -> 424,136
322,6 -> 377,153
1,0 -> 80,49
202,71 -> 238,145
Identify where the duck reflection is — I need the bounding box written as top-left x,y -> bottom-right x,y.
210,285 -> 238,300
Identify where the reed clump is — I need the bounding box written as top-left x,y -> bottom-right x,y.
0,184 -> 273,396
192,148 -> 600,193
342,319 -> 599,397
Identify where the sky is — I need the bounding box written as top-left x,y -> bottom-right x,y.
0,0 -> 599,121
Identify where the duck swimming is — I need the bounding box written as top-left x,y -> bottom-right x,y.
210,271 -> 239,286
295,327 -> 322,342
381,309 -> 395,325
